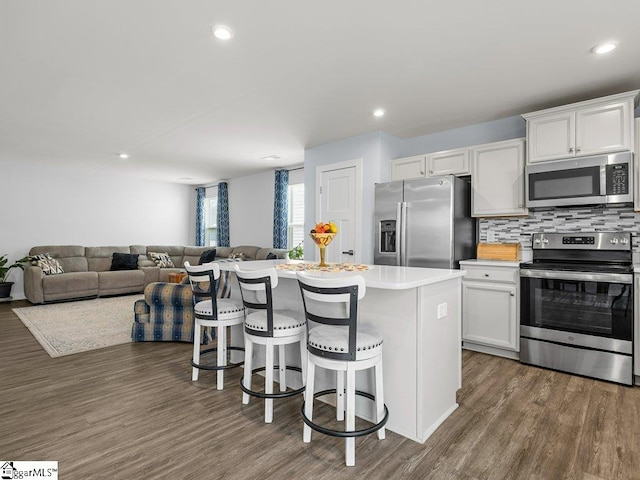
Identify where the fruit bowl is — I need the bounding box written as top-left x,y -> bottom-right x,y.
309,232 -> 336,267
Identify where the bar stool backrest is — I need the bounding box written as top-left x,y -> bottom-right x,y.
234,266 -> 278,337
296,273 -> 366,361
184,261 -> 221,320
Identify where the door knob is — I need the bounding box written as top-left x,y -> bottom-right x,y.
342,250 -> 354,256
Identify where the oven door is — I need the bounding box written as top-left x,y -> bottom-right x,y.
520,270 -> 633,342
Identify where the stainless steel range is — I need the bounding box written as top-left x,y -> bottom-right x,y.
519,232 -> 633,385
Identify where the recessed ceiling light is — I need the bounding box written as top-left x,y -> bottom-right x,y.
261,155 -> 280,161
118,153 -> 130,159
213,25 -> 233,41
373,108 -> 385,118
592,42 -> 617,54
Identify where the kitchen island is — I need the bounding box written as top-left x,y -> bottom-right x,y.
219,259 -> 465,444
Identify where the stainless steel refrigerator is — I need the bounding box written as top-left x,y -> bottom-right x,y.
374,175 -> 476,268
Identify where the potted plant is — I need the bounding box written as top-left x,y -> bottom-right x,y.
0,254 -> 29,299
288,243 -> 304,260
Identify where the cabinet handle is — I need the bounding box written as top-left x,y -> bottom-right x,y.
484,273 -> 489,277
569,147 -> 574,153
429,170 -> 433,174
576,147 -> 581,153
510,292 -> 515,296
420,171 -> 425,175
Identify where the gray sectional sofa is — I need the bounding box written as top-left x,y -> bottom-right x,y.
24,244 -> 286,304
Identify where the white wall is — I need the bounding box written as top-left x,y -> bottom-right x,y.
227,170 -> 275,247
1,160 -> 194,300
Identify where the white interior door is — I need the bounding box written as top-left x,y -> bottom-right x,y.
316,161 -> 361,263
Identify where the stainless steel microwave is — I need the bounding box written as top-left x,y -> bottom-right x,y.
525,152 -> 633,209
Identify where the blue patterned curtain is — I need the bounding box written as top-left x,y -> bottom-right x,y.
195,187 -> 206,246
273,169 -> 289,249
217,182 -> 230,247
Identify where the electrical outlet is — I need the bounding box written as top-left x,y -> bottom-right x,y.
437,303 -> 447,319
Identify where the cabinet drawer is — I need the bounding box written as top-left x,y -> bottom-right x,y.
462,265 -> 518,283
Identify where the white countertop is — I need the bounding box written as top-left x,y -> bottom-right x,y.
219,259 -> 466,290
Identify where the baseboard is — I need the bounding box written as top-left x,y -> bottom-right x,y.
462,342 -> 519,360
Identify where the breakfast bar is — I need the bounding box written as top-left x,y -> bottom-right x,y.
220,259 -> 465,444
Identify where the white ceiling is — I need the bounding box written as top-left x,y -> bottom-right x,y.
2,1 -> 640,185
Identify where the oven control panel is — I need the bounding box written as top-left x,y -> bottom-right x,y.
532,232 -> 631,250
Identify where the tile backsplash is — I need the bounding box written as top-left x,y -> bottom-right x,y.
479,206 -> 640,251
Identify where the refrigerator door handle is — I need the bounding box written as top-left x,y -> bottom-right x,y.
396,202 -> 402,266
400,201 -> 408,266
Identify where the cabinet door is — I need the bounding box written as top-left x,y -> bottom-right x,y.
635,275 -> 640,376
576,101 -> 632,157
527,111 -> 575,163
471,138 -> 527,217
391,155 -> 426,181
426,148 -> 470,176
462,281 -> 518,351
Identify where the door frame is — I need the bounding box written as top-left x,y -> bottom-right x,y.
315,158 -> 363,263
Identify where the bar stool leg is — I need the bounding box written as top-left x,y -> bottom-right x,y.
299,336 -> 307,399
242,337 -> 253,405
265,343 -> 274,423
345,365 -> 356,467
336,371 -> 345,421
192,321 -> 201,381
303,359 -> 316,443
375,358 -> 386,440
279,344 -> 286,392
217,326 -> 226,390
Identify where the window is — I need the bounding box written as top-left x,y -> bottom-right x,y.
205,195 -> 218,247
287,183 -> 305,250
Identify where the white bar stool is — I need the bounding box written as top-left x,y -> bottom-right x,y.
234,265 -> 307,423
296,272 -> 388,467
184,261 -> 245,390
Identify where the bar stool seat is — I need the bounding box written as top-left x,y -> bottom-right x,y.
184,261 -> 245,390
235,265 -> 307,424
296,272 -> 388,467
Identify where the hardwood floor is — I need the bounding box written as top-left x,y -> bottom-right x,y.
1,299 -> 639,480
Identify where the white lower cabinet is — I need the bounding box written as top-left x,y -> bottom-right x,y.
460,262 -> 519,359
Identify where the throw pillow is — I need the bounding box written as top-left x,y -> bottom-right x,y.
29,253 -> 64,275
110,252 -> 139,271
198,248 -> 217,265
148,252 -> 175,268
228,252 -> 245,260
266,252 -> 278,260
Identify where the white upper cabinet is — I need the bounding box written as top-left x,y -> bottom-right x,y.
391,155 -> 426,181
523,90 -> 639,164
426,148 -> 471,176
471,138 -> 527,217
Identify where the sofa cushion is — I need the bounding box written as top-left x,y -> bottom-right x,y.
149,252 -> 175,268
29,254 -> 65,275
256,248 -> 288,260
231,246 -> 260,260
183,246 -> 212,267
198,248 -> 217,265
110,252 -> 139,271
146,246 -> 184,268
28,245 -> 87,272
98,270 -> 145,291
86,246 -> 132,272
42,271 -> 98,297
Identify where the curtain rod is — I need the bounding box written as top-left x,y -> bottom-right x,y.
196,166 -> 304,190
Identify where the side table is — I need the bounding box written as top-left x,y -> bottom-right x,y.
167,272 -> 187,283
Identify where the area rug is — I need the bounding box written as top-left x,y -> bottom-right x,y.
13,295 -> 143,358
